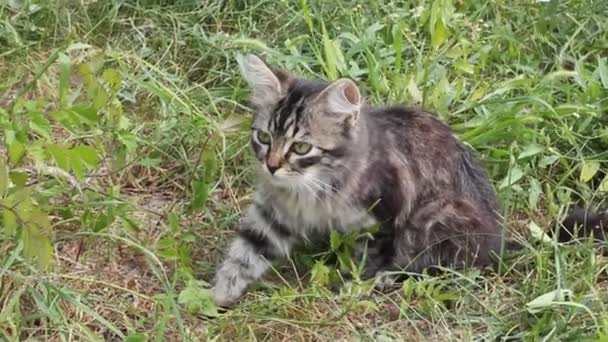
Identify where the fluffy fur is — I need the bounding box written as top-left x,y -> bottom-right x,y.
211,54 -> 607,307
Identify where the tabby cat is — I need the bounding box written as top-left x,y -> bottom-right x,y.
211,54 -> 607,307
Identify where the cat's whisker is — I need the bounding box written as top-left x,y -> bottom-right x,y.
298,177 -> 323,203
303,176 -> 333,199
306,176 -> 341,202
310,175 -> 339,193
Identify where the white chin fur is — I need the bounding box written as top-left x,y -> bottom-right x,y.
266,170 -> 308,191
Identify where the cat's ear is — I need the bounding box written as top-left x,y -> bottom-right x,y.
314,79 -> 361,120
237,54 -> 289,108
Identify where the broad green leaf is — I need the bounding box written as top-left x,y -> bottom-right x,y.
4,129 -> 16,145
168,212 -> 180,233
48,144 -> 70,171
119,214 -> 140,233
453,60 -> 474,74
46,144 -> 70,171
69,151 -> 85,180
30,208 -> 51,230
3,208 -> 17,236
72,145 -> 100,168
70,104 -> 98,124
191,180 -> 209,210
430,0 -> 451,49
600,175 -> 608,192
337,251 -> 353,271
30,112 -> 52,140
310,261 -> 330,285
138,158 -> 161,167
22,220 -> 54,271
202,152 -> 218,183
125,333 -> 147,342
51,110 -> 76,131
118,115 -> 131,130
407,77 -> 423,104
93,88 -> 109,110
93,212 -> 114,232
25,210 -> 55,270
181,232 -> 196,243
9,171 -> 28,188
0,157 -> 7,196
28,142 -> 46,165
518,144 -> 545,159
528,178 -> 542,210
330,230 -> 342,250
8,142 -> 26,165
77,62 -> 98,96
580,161 -> 600,182
102,68 -> 122,92
158,237 -> 178,260
526,289 -> 572,314
118,131 -> 138,153
470,84 -> 487,101
539,155 -> 560,168
499,166 -> 524,189
178,280 -> 218,317
10,188 -> 31,208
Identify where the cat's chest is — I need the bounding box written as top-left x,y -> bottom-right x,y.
267,189 -> 376,233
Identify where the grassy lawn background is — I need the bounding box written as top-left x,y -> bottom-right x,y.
1,0 -> 608,340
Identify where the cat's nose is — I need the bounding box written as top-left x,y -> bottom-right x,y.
267,164 -> 280,174
266,153 -> 282,175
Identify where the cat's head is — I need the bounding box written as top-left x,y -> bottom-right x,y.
238,54 -> 362,189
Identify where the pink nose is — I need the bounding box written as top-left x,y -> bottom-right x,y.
267,164 -> 279,174
266,153 -> 282,174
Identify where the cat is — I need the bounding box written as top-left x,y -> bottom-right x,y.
211,54 -> 608,308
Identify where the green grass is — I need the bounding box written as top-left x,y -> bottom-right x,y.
1,0 -> 608,340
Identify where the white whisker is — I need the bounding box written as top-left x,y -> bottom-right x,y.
307,175 -> 341,201
299,177 -> 322,203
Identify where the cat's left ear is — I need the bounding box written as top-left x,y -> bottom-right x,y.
237,54 -> 290,108
314,79 -> 361,121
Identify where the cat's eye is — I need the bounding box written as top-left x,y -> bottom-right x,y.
291,142 -> 313,155
256,130 -> 271,144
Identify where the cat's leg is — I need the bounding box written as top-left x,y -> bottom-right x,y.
359,197 -> 500,291
212,201 -> 294,307
391,197 -> 501,275
354,227 -> 396,280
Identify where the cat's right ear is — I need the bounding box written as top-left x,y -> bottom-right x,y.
237,54 -> 289,108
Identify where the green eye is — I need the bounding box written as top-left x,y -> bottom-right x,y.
291,142 -> 313,155
256,130 -> 271,144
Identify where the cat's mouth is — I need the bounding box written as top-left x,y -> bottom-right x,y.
260,166 -> 306,187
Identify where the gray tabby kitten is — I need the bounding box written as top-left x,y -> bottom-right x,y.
212,54 -> 607,307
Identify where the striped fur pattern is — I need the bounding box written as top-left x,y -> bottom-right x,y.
212,54 -> 608,307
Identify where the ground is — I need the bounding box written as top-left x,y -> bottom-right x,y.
1,0 -> 608,341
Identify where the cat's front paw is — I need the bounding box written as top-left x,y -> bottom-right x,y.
212,285 -> 241,308
212,271 -> 248,308
372,271 -> 398,292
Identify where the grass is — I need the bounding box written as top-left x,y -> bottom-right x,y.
1,0 -> 608,340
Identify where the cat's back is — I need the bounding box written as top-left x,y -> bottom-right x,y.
365,105 -> 460,157
364,105 -> 497,213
